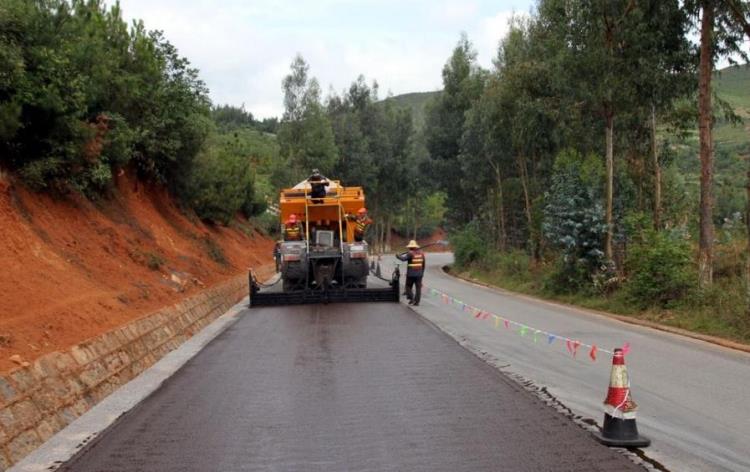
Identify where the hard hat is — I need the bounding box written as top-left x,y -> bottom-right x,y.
407,240 -> 419,249
357,207 -> 367,215
288,214 -> 297,223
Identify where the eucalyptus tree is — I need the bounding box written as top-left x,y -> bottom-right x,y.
460,76 -> 512,250
683,0 -> 748,286
326,76 -> 415,251
424,34 -> 487,224
278,55 -> 338,181
628,2 -> 694,230
495,17 -> 562,258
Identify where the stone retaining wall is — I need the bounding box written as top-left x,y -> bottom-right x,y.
0,273 -> 251,469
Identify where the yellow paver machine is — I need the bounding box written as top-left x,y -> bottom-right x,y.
248,177 -> 400,307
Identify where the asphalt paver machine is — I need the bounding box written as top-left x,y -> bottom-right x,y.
248,177 -> 399,307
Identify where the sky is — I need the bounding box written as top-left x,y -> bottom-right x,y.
119,0 -> 536,119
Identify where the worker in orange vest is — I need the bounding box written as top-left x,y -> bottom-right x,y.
346,207 -> 373,242
283,214 -> 302,241
396,240 -> 425,305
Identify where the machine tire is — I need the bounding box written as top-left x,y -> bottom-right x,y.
283,279 -> 296,292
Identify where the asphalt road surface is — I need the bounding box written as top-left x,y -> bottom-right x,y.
61,271 -> 642,471
377,253 -> 750,472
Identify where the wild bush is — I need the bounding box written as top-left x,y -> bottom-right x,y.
1,1 -> 210,195
625,229 -> 695,307
450,221 -> 488,268
184,148 -> 254,225
494,250 -> 531,277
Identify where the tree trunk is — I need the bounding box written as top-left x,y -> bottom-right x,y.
518,155 -> 535,258
652,104 -> 662,230
385,216 -> 392,253
493,164 -> 507,251
698,1 -> 715,287
372,220 -> 380,254
605,112 -> 615,261
380,220 -> 386,254
746,163 -> 750,315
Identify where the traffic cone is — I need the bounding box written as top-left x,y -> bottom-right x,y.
592,348 -> 650,448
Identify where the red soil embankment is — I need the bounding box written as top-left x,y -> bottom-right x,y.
0,172 -> 273,372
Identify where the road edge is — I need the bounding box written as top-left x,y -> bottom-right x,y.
8,297 -> 249,472
443,265 -> 750,355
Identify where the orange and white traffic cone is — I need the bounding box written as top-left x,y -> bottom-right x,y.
592,348 -> 650,447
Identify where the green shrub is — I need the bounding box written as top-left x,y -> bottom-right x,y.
492,249 -> 531,278
183,148 -> 254,224
251,211 -> 281,237
543,255 -> 594,294
624,230 -> 695,307
450,221 -> 488,268
203,236 -> 228,265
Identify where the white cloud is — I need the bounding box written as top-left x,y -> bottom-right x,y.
118,0 -> 534,118
477,11 -> 519,67
429,0 -> 480,27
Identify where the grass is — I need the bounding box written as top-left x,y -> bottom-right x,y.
203,236 -> 228,265
146,252 -> 165,271
455,253 -> 750,345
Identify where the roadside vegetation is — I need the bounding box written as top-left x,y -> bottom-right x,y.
0,0 -> 274,225
4,0 -> 750,343
442,2 -> 750,343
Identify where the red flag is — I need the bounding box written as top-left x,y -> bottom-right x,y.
572,340 -> 581,357
474,309 -> 482,319
622,341 -> 631,355
566,339 -> 573,354
482,312 -> 490,320
503,319 -> 510,329
589,345 -> 597,361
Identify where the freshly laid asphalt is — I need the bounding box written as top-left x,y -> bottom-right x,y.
60,276 -> 642,471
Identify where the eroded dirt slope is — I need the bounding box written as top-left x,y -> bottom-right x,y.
0,172 -> 273,372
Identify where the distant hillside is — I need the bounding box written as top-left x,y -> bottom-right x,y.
715,65 -> 750,148
385,91 -> 440,130
384,65 -> 749,140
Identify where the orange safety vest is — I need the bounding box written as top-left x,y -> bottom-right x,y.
407,251 -> 425,276
284,224 -> 301,240
354,217 -> 370,235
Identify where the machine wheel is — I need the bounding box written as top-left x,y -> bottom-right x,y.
283,279 -> 296,292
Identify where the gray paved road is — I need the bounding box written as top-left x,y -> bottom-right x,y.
61,275 -> 641,471
380,253 -> 750,472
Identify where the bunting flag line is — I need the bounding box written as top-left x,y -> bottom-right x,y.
572,340 -> 581,357
422,284 -> 617,362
